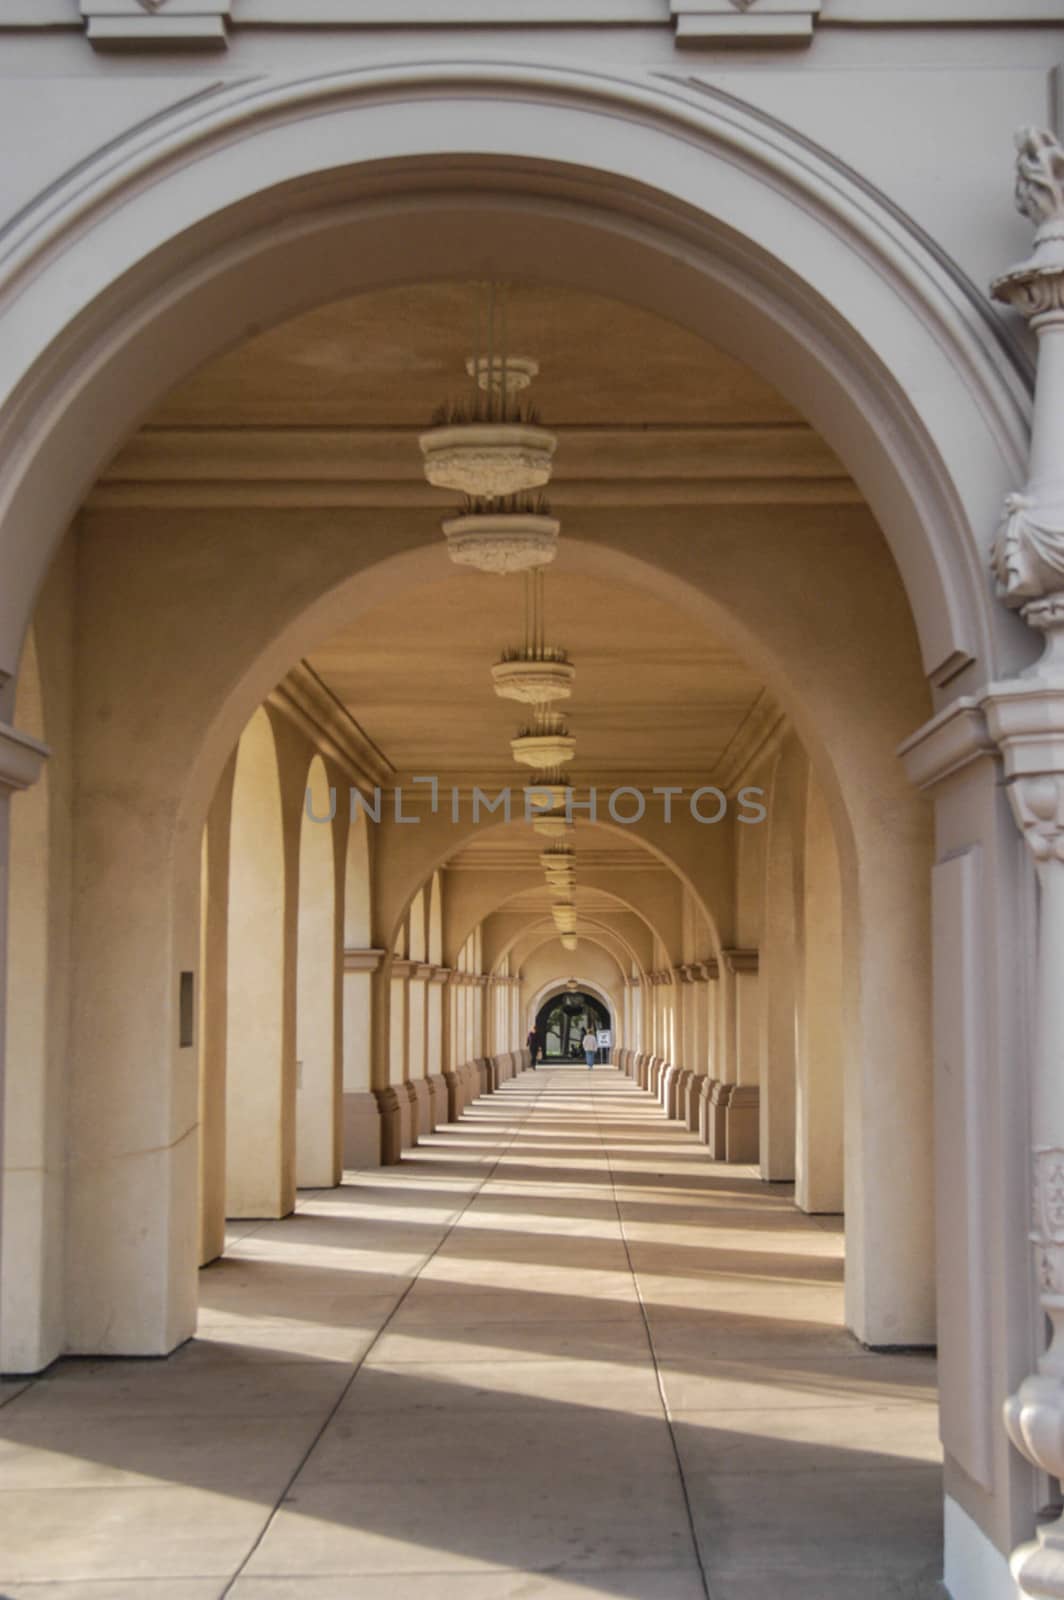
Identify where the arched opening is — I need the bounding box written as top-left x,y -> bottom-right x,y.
224,708 -> 291,1219
536,989 -> 612,1063
0,72 -> 1026,1589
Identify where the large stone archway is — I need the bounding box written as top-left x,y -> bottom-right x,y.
0,66 -> 1040,1600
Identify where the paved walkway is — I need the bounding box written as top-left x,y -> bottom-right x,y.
0,1069 -> 942,1599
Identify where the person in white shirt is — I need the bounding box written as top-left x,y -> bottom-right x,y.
582,1029 -> 598,1070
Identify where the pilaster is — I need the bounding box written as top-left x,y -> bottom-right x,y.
984,129 -> 1064,1600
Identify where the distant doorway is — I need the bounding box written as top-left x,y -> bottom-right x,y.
536,991 -> 611,1063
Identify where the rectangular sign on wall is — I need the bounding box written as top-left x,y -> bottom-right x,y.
597,1031 -> 612,1049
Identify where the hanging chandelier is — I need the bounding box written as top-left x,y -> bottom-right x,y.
492,568 -> 575,702
421,284 -> 559,572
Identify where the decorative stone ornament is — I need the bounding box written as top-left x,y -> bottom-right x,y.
988,128 -> 1064,1600
442,509 -> 560,574
552,904 -> 578,935
560,934 -> 579,954
991,129 -> 1064,671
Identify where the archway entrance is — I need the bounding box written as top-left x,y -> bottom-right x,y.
0,65 -> 1035,1599
536,990 -> 611,1063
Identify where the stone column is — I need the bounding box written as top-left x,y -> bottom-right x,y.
727,950 -> 760,1164
426,967 -> 448,1127
389,959 -> 417,1149
705,950 -> 753,1158
986,129 -> 1064,1600
408,962 -> 432,1137
343,948 -> 385,1168
0,721 -> 50,1357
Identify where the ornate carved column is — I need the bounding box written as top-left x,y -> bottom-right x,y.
987,129 -> 1064,1600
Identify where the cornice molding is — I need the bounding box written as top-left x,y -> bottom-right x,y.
0,722 -> 49,795
671,0 -> 819,47
897,697 -> 998,792
80,0 -> 230,50
711,688 -> 788,793
268,661 -> 394,792
343,946 -> 386,973
93,424 -> 855,513
722,947 -> 759,974
11,0 -> 1049,30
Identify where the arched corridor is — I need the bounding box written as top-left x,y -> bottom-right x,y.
0,23 -> 1060,1591
0,1070 -> 939,1595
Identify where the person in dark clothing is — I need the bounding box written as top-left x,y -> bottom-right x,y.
527,1027 -> 541,1068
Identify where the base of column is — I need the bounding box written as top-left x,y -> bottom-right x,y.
683,1074 -> 701,1131
944,1496 -> 1015,1600
664,1064 -> 688,1119
411,1077 -> 433,1138
374,1086 -> 404,1166
399,1081 -> 419,1149
725,1084 -> 760,1163
427,1073 -> 448,1129
697,1077 -> 715,1143
708,1081 -> 735,1159
342,1091 -> 383,1170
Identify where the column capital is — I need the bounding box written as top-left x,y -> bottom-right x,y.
696,958 -> 720,981
722,948 -> 759,975
429,967 -> 452,986
984,681 -> 1064,866
673,964 -> 696,984
343,947 -> 387,974
391,958 -> 417,980
0,722 -> 49,796
414,963 -> 434,981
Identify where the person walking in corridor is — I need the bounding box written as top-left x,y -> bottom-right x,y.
527,1026 -> 541,1068
582,1027 -> 598,1070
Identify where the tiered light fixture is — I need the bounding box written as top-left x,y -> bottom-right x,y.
421,286 -> 559,574
421,282 -> 580,948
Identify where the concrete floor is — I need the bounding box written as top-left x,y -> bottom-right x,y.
0,1069 -> 943,1599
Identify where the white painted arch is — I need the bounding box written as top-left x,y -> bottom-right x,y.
0,53 -> 1000,1391
0,59 -> 1033,711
